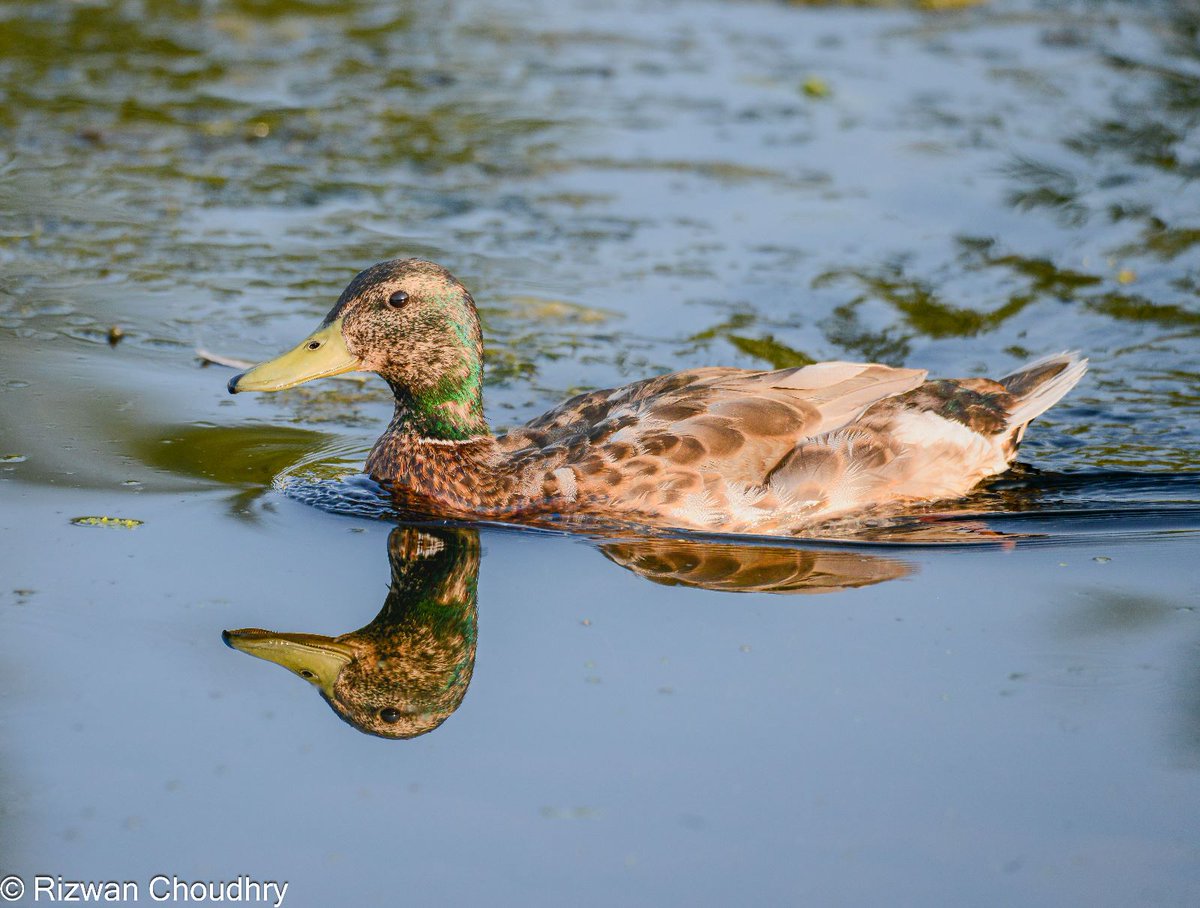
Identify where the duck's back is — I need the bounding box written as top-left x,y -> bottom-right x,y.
494,354 -> 1086,535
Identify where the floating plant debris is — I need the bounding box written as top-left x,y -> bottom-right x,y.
71,516 -> 144,529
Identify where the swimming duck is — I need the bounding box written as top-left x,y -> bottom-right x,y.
228,258 -> 1086,536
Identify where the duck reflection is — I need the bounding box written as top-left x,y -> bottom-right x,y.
600,538 -> 910,593
225,526 -> 910,738
225,526 -> 479,739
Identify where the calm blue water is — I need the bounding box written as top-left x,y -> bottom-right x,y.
1,0 -> 1198,905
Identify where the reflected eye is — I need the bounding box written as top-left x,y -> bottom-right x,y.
387,291 -> 410,309
379,707 -> 402,723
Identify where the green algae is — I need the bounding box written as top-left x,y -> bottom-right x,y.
71,516 -> 144,529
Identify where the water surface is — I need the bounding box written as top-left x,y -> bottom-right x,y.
1,0 -> 1198,905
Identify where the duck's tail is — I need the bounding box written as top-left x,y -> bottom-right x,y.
999,351 -> 1087,447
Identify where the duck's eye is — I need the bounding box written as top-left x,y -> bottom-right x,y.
386,291 -> 410,309
379,707 -> 402,723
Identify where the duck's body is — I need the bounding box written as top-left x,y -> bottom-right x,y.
363,356 -> 1084,535
229,259 -> 1086,536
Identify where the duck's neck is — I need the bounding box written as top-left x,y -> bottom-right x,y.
366,372 -> 504,512
383,319 -> 490,444
387,378 -> 489,442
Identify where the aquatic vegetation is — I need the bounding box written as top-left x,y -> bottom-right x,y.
814,264 -> 1035,338
686,314 -> 815,369
70,516 -> 143,529
801,76 -> 831,99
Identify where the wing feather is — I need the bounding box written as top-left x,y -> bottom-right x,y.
499,363 -> 929,497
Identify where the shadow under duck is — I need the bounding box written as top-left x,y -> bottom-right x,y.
229,259 -> 1086,536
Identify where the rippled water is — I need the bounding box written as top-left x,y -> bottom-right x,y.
2,0 -> 1199,905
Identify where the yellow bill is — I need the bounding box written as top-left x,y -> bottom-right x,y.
223,628 -> 357,699
227,318 -> 359,393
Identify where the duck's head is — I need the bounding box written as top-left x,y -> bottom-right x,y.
223,526 -> 479,739
221,625 -> 473,739
228,259 -> 485,435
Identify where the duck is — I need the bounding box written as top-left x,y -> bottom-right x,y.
228,258 -> 1087,536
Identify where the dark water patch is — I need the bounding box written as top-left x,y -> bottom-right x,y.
1052,588 -> 1194,638
129,423 -> 344,487
1087,292 -> 1200,327
887,468 -> 1200,543
930,505 -> 1200,544
985,466 -> 1200,503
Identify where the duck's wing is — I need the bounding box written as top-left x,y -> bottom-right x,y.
767,352 -> 1089,515
509,367 -> 737,436
494,362 -> 927,529
493,355 -> 1084,533
499,363 -> 926,474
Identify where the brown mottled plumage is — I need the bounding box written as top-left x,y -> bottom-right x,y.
229,259 -> 1088,537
